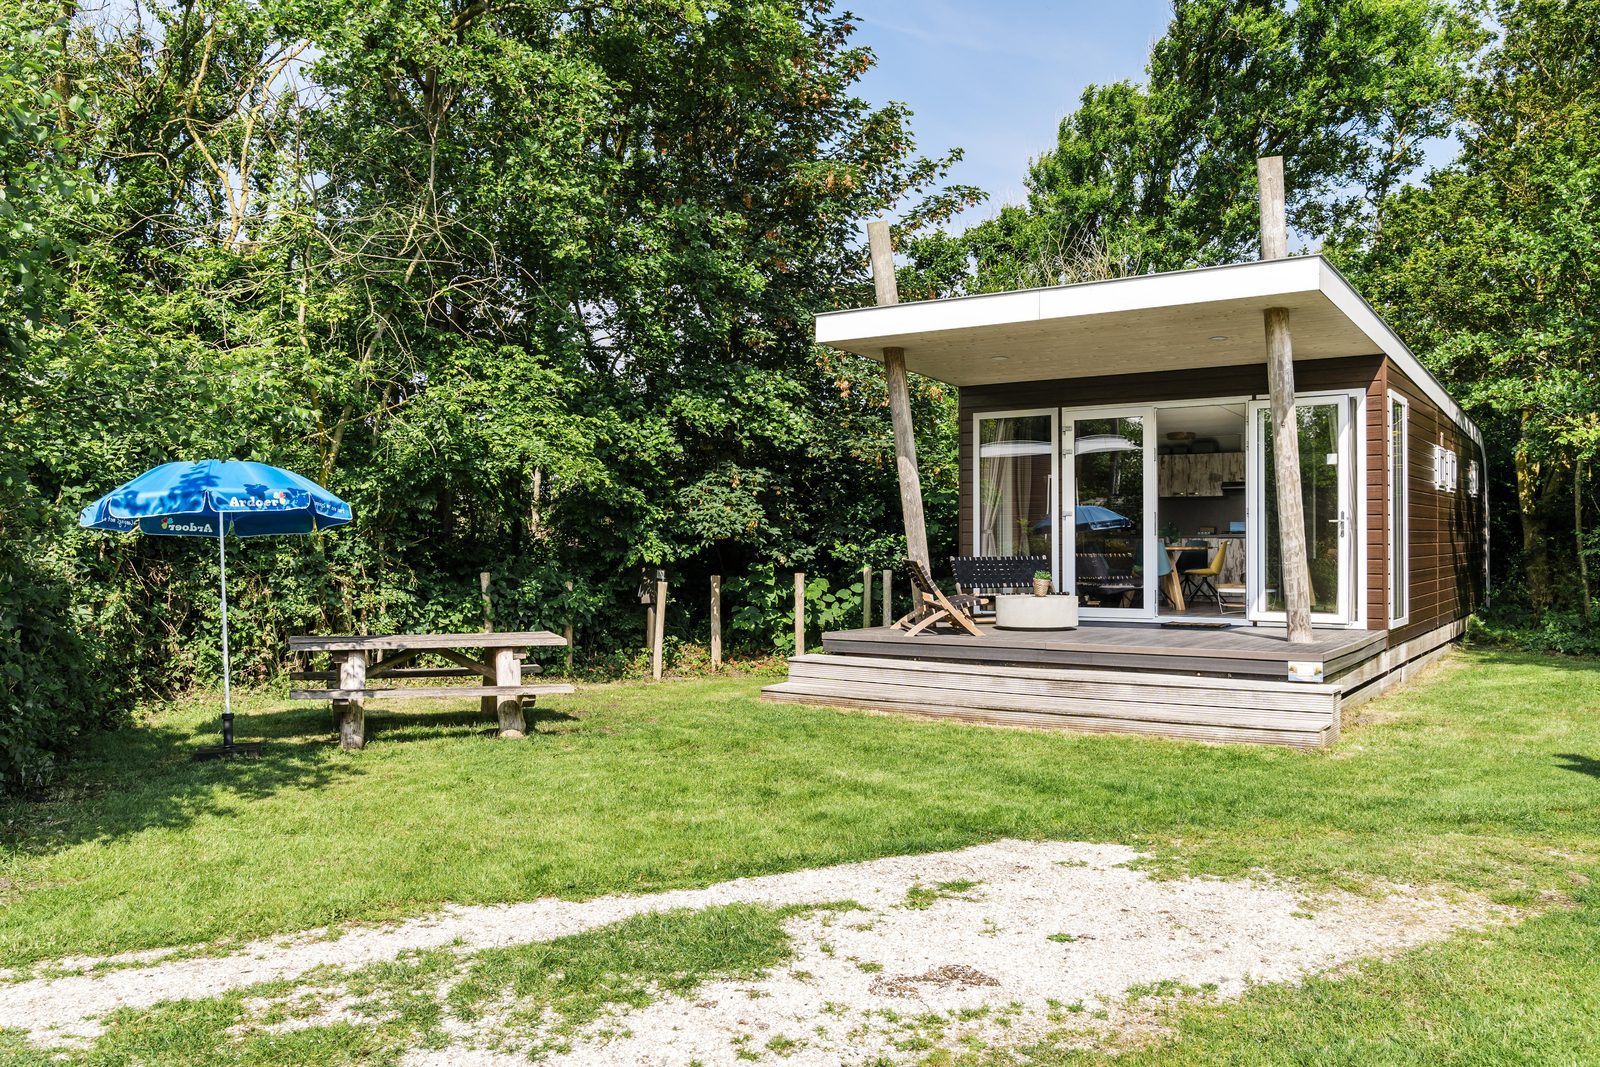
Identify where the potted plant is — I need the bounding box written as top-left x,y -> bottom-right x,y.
1032,569 -> 1052,597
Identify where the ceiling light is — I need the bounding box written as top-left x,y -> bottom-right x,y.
991,355 -> 1010,362
1208,335 -> 1230,342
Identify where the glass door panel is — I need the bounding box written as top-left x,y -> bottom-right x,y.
975,411 -> 1057,563
1066,410 -> 1154,617
1251,398 -> 1353,622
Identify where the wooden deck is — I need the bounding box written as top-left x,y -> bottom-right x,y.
820,621 -> 1386,682
762,620 -> 1460,749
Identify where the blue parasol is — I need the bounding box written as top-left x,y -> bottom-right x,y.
80,460 -> 352,758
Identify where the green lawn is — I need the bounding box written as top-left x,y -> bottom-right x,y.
3,650 -> 1600,1063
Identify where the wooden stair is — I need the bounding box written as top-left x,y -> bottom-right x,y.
762,653 -> 1341,748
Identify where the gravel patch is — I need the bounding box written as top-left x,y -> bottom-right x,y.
0,840 -> 1502,1059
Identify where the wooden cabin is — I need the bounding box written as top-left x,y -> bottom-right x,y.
763,256 -> 1488,747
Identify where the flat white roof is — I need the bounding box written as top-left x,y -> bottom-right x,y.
816,256 -> 1479,444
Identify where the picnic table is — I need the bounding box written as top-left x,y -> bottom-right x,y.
288,631 -> 573,750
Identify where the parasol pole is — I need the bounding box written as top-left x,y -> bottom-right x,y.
218,513 -> 233,748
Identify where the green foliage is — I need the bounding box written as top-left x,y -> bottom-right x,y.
725,570 -> 866,650
910,0 -> 1477,295
1343,0 -> 1600,611
0,0 -> 978,787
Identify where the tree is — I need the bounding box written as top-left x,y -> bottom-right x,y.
1349,0 -> 1600,611
1,0 -> 980,785
929,0 -> 1476,292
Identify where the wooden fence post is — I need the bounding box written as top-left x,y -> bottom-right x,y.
651,578 -> 668,681
861,565 -> 872,628
881,568 -> 892,627
563,579 -> 574,674
793,572 -> 805,657
479,571 -> 495,721
710,575 -> 722,670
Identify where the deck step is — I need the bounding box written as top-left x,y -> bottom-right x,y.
763,654 -> 1339,748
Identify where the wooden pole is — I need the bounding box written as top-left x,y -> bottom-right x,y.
563,579 -> 574,674
480,571 -> 496,720
867,219 -> 930,570
793,571 -> 805,657
1258,156 -> 1313,644
710,575 -> 723,670
861,565 -> 872,628
651,579 -> 667,681
882,567 -> 892,627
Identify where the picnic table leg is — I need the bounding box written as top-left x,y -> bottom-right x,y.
337,650 -> 367,751
493,647 -> 527,739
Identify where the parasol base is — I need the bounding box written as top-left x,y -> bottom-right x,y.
193,742 -> 263,762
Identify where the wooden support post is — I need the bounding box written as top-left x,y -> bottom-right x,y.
882,567 -> 892,627
493,647 -> 526,738
651,579 -> 667,681
710,575 -> 722,670
861,565 -> 872,628
867,219 -> 930,570
480,572 -> 497,719
336,651 -> 366,751
563,579 -> 574,674
794,571 -> 805,657
1258,155 -> 1313,644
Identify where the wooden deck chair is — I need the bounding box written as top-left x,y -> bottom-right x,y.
892,558 -> 985,638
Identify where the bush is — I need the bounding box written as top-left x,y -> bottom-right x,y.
1465,607 -> 1600,657
0,543 -> 123,793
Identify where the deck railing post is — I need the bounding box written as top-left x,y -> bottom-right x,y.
882,568 -> 892,627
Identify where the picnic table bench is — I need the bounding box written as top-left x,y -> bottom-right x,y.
288,631 -> 573,750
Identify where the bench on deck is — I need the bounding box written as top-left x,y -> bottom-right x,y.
949,555 -> 1050,616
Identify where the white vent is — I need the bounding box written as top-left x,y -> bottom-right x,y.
1433,446 -> 1458,492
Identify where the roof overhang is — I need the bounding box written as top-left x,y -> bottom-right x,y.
817,256 -> 1479,445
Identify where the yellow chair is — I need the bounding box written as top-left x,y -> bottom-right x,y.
1181,541 -> 1229,609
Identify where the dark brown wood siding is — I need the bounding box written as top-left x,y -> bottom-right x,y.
1386,362 -> 1486,644
957,356 -> 1388,619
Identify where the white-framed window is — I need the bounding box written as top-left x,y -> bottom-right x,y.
973,409 -> 1058,567
1467,458 -> 1480,497
1388,392 -> 1409,625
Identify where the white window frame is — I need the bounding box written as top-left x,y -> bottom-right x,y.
1246,389 -> 1366,628
971,407 -> 1060,583
1060,404 -> 1158,621
1387,391 -> 1410,627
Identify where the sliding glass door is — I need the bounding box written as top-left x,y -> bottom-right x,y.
974,410 -> 1057,567
1064,407 -> 1155,619
1247,394 -> 1357,624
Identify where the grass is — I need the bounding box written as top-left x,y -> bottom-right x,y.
2,650 -> 1600,1062
2,650 -> 1598,970
0,904 -> 803,1066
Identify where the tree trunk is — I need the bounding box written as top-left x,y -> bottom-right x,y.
1515,414 -> 1551,611
1577,455 -> 1591,622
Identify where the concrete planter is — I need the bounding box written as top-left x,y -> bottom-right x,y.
995,594 -> 1079,631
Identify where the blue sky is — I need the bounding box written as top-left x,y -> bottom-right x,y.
849,0 -> 1177,230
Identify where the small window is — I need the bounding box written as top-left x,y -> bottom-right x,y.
1467,458 -> 1480,497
